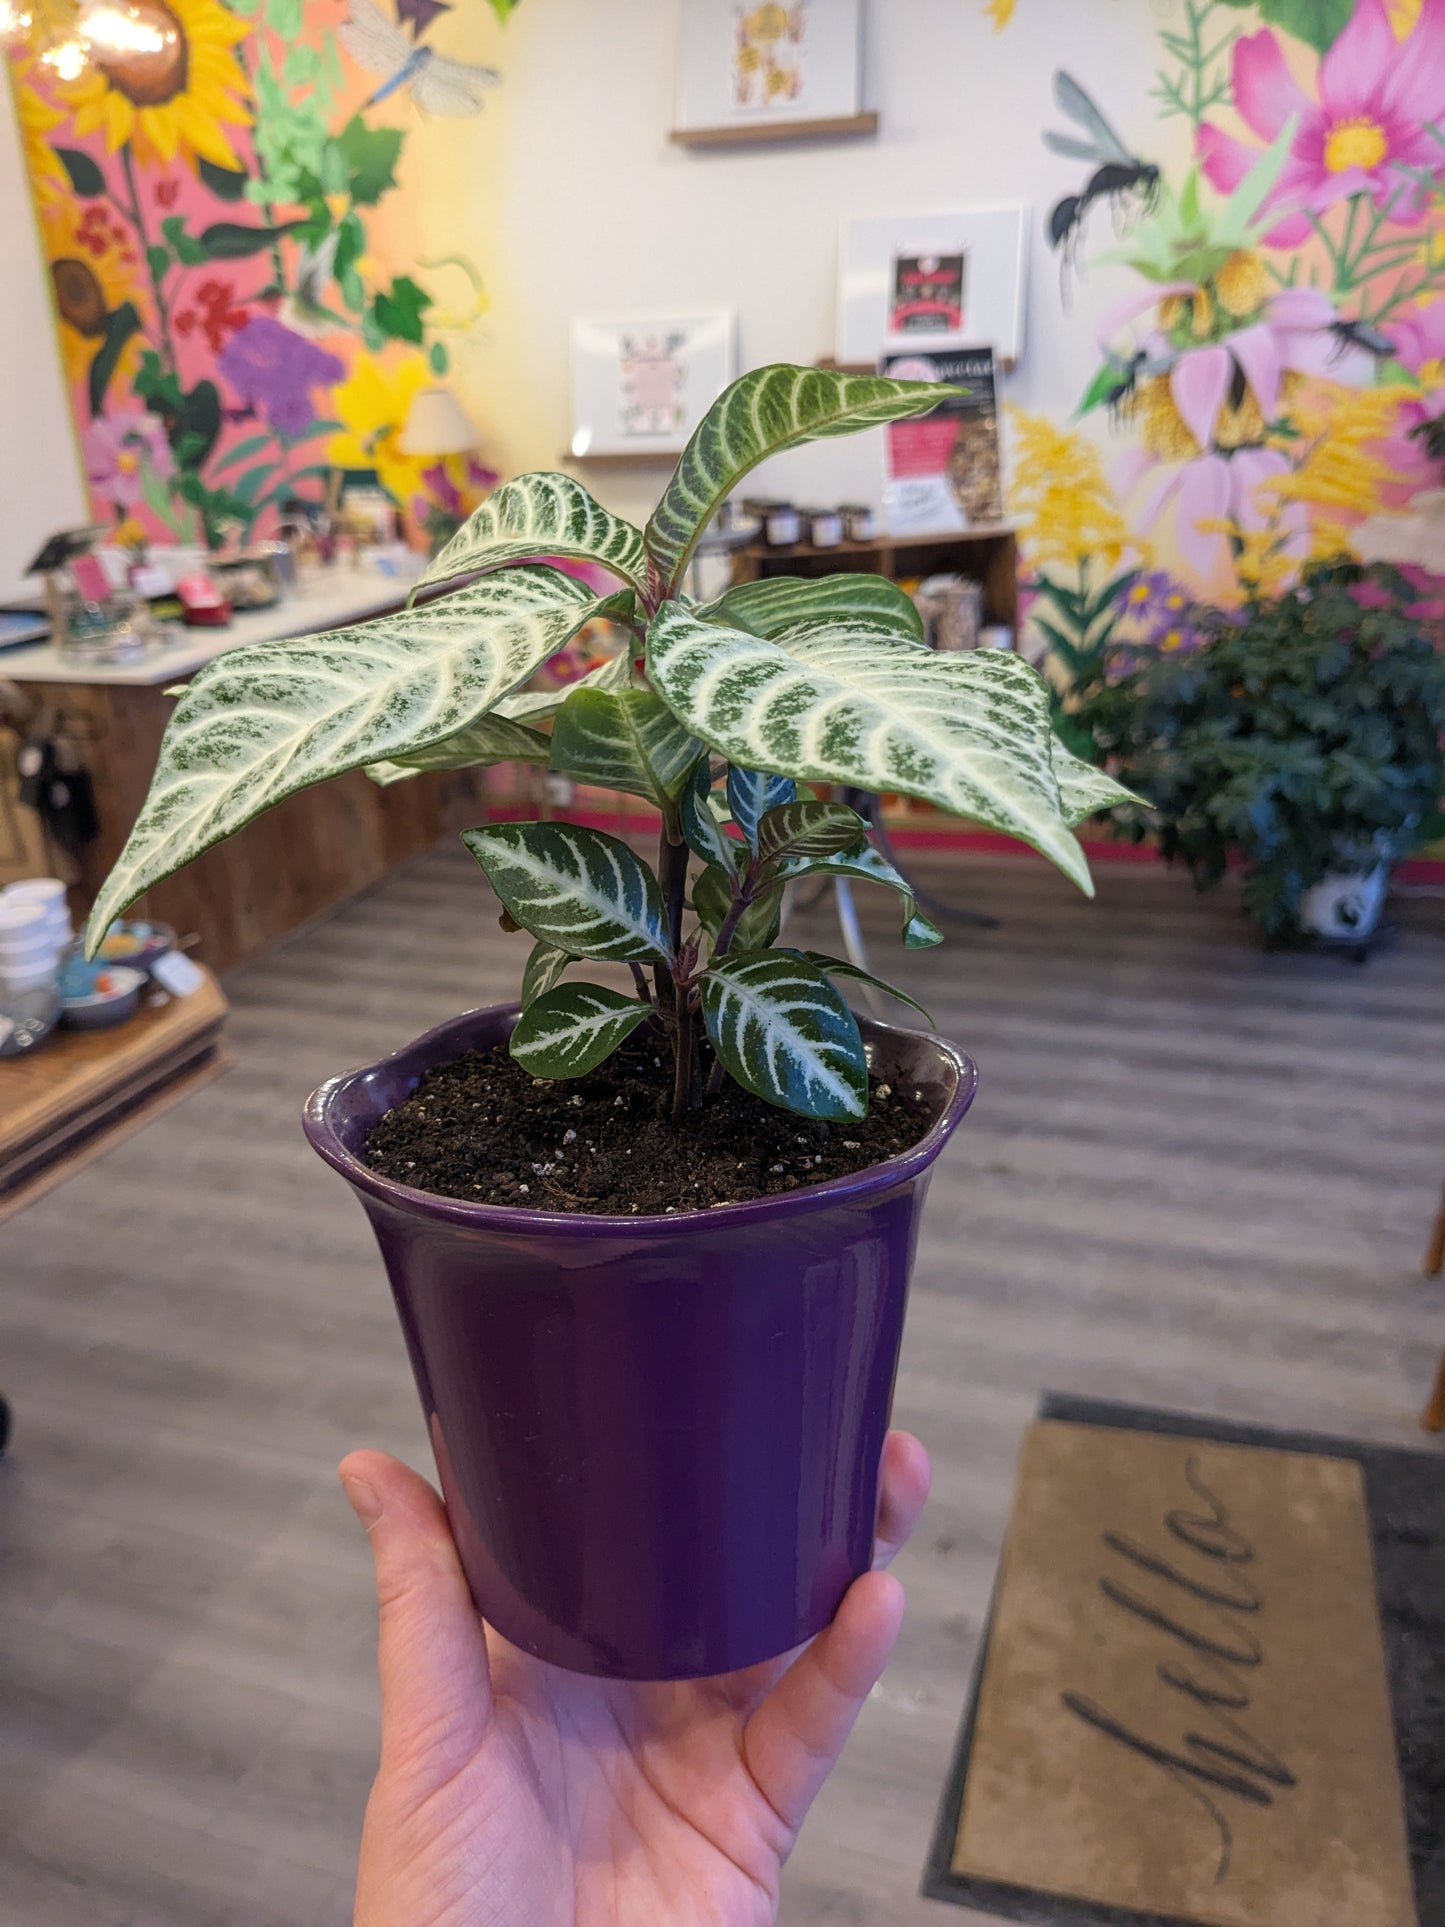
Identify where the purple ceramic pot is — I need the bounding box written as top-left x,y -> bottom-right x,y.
305,1004 -> 976,1680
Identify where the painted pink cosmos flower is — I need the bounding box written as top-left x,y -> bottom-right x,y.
1199,0 -> 1445,247
82,408 -> 174,509
1127,443 -> 1309,582
1385,297 -> 1445,374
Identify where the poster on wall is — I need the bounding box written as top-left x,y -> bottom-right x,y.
838,207 -> 1028,366
569,312 -> 736,458
674,0 -> 863,136
882,347 -> 1002,536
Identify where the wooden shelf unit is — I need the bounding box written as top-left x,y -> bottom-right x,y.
728,526 -> 1019,631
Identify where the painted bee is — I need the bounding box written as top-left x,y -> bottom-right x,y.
1046,72 -> 1161,278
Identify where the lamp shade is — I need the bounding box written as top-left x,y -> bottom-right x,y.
398,385 -> 481,457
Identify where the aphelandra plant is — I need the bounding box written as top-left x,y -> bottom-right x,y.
86,364 -> 1135,1129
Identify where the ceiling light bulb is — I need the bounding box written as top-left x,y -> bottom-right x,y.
80,0 -> 167,53
41,34 -> 87,75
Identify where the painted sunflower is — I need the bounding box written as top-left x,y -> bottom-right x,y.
40,195 -> 147,388
58,0 -> 252,169
12,64 -> 71,206
327,350 -> 433,508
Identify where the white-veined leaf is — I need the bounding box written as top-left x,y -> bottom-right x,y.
417,473 -> 650,599
726,764 -> 796,854
494,645 -> 635,725
802,952 -> 934,1025
510,982 -> 650,1078
692,862 -> 781,952
756,799 -> 869,864
701,949 -> 867,1121
1051,741 -> 1144,826
701,573 -> 925,644
548,688 -> 705,809
680,762 -> 735,869
647,604 -> 1097,895
462,821 -> 670,962
84,568 -> 609,954
644,364 -> 960,591
366,715 -> 549,787
764,844 -> 944,949
521,939 -> 574,1007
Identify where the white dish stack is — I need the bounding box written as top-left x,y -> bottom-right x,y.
0,880 -> 74,1001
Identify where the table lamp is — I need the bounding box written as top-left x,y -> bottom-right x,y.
398,385 -> 481,458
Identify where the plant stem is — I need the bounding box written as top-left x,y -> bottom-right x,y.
671,999 -> 694,1124
628,960 -> 652,1004
656,815 -> 695,1121
120,143 -> 178,377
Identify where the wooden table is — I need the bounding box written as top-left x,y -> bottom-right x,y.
0,967 -> 229,1222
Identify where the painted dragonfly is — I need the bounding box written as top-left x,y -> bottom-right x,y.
340,0 -> 498,116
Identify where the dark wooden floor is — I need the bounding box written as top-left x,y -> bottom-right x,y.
3,841 -> 1442,1926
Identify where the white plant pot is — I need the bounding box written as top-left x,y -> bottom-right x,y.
1299,865 -> 1389,941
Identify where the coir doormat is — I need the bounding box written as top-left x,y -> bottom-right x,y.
923,1394 -> 1445,1927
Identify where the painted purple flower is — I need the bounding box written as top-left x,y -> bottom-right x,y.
1118,568 -> 1194,638
1199,0 -> 1445,247
1385,299 -> 1445,375
82,407 -> 174,509
218,316 -> 344,439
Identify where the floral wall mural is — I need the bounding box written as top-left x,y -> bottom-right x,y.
8,0 -> 513,549
999,0 -> 1444,676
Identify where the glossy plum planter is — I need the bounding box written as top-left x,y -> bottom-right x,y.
305,1004 -> 977,1681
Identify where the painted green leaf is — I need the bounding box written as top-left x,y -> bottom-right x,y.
197,157 -> 250,201
494,644 -> 635,725
54,147 -> 104,197
418,473 -> 651,600
702,950 -> 867,1121
691,862 -> 780,952
1051,743 -> 1147,825
510,982 -> 650,1079
336,114 -> 403,206
1257,0 -> 1353,52
83,568 -> 608,953
212,433 -> 272,472
162,214 -> 208,265
366,715 -> 550,787
764,844 -> 944,949
680,763 -> 734,869
648,603 -> 1122,894
372,274 -> 431,345
521,939 -> 574,1007
644,364 -> 959,592
756,800 -> 869,864
461,822 -> 670,963
726,764 -> 796,854
802,952 -> 933,1025
701,573 -> 925,644
199,220 -> 304,259
232,461 -> 281,508
549,689 -> 705,809
88,302 -> 141,417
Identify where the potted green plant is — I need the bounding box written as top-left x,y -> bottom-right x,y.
84,365 -> 1133,1680
1084,561 -> 1445,944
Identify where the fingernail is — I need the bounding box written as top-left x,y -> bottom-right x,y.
340,1471 -> 382,1529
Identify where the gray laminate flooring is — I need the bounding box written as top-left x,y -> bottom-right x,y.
2,840 -> 1442,1926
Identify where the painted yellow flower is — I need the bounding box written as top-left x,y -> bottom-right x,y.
1265,383 -> 1415,518
327,350 -> 432,507
39,194 -> 147,388
1008,409 -> 1138,573
58,0 -> 252,169
12,64 -> 71,206
985,0 -> 1016,27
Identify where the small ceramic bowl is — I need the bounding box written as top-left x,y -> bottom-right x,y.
58,963 -> 146,1030
95,920 -> 178,971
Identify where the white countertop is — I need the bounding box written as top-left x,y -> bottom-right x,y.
0,561 -> 423,688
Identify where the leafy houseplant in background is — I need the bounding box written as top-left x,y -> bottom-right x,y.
1086,561 -> 1445,945
86,365 -> 1134,1680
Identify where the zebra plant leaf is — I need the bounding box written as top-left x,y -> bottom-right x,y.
510,983 -> 650,1079
494,644 -> 636,725
701,949 -> 867,1121
644,364 -> 959,592
521,939 -> 574,1007
549,688 -> 705,810
85,567 -> 608,955
680,762 -> 735,869
1051,742 -> 1144,826
756,799 -> 869,864
802,952 -> 934,1025
692,862 -> 781,953
366,715 -> 550,787
462,821 -> 670,962
764,844 -> 944,949
417,472 -> 650,599
726,764 -> 796,855
701,573 -> 925,644
647,603 -> 1096,894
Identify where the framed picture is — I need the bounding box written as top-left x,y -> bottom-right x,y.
674,0 -> 864,140
570,312 -> 737,458
882,347 -> 1003,536
837,206 -> 1029,367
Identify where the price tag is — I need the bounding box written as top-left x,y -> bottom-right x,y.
150,951 -> 206,997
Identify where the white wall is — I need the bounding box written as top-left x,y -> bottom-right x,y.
0,80 -> 87,603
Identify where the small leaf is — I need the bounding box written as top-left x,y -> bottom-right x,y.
510,983 -> 650,1079
372,274 -> 431,344
417,472 -> 650,600
212,433 -> 273,472
549,688 -> 704,809
802,952 -> 934,1025
726,764 -> 796,855
430,339 -> 449,375
521,939 -> 574,1007
231,461 -> 281,507
494,645 -> 635,724
764,844 -> 943,949
702,573 -> 924,645
55,147 -> 104,197
680,762 -> 734,869
461,822 -> 670,963
146,243 -> 171,284
87,301 -> 140,416
756,799 -> 869,864
335,114 -> 404,206
1257,0 -> 1353,52
198,156 -> 250,201
702,950 -> 867,1121
366,715 -> 549,786
161,214 -> 208,265
199,220 -> 304,258
692,863 -> 780,952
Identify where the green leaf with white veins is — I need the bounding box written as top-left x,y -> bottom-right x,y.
726,765 -> 796,855
416,473 -> 650,600
647,604 -> 1097,894
763,844 -> 944,949
549,689 -> 704,809
644,365 -> 960,592
366,715 -> 549,787
701,573 -> 924,645
493,645 -> 635,725
1050,742 -> 1145,826
521,940 -> 574,1008
510,983 -> 650,1079
85,567 -> 609,955
802,952 -> 934,1025
462,822 -> 670,962
702,949 -> 867,1121
680,763 -> 735,870
756,800 -> 868,864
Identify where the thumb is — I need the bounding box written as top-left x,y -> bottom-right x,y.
340,1449 -> 493,1786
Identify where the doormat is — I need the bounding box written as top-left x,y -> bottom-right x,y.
922,1394 -> 1445,1927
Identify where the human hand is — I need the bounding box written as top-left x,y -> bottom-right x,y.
340,1430 -> 930,1927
